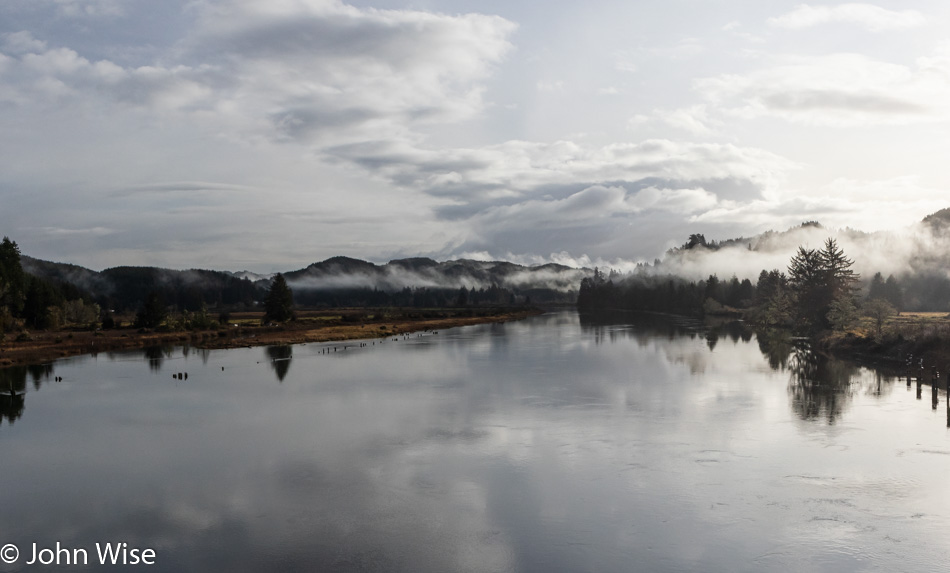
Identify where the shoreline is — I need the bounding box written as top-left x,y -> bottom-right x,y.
0,307 -> 544,368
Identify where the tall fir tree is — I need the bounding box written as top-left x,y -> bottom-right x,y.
264,273 -> 294,323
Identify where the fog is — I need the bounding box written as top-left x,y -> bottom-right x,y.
637,213 -> 950,288
283,258 -> 588,293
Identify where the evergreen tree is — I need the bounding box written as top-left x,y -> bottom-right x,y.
883,274 -> 903,312
867,272 -> 886,301
135,291 -> 167,329
455,286 -> 468,306
787,238 -> 858,332
22,276 -> 62,329
787,246 -> 826,329
264,273 -> 294,323
0,237 -> 26,316
821,238 -> 859,301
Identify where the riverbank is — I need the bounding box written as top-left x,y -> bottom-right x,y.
0,307 -> 543,368
805,312 -> 950,373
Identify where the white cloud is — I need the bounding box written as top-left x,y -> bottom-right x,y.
627,186 -> 719,213
37,226 -> 115,236
2,0 -> 947,270
651,38 -> 704,60
321,135 -> 793,261
658,105 -> 714,135
691,176 -> 950,233
2,31 -> 47,54
696,50 -> 950,126
48,0 -> 126,18
0,0 -> 517,145
768,3 -> 926,32
536,80 -> 564,92
326,138 -> 794,205
616,61 -> 637,73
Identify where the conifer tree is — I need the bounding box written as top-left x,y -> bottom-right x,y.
0,237 -> 25,316
264,273 -> 294,323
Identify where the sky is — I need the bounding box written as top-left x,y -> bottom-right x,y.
2,0 -> 950,272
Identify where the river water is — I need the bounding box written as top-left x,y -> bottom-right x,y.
1,311 -> 949,572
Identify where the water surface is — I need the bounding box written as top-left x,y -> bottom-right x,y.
2,311 -> 949,572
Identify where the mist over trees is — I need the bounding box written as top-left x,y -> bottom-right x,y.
1,237 -> 100,331
5,207 -> 950,338
578,235 -> 912,337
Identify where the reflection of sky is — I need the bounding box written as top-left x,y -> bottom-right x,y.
1,311 -> 949,572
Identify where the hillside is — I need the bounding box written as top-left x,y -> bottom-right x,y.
17,254 -> 586,312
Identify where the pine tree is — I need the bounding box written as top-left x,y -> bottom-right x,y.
135,291 -> 167,329
883,274 -> 903,312
787,238 -> 859,332
0,237 -> 26,316
867,272 -> 886,301
264,273 -> 294,323
820,238 -> 859,301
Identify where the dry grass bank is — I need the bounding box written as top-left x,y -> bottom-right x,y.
0,307 -> 542,368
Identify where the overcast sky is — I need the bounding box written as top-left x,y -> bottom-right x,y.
2,0 -> 949,271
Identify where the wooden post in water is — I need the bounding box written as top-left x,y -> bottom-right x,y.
917,360 -> 923,400
933,366 -> 939,410
906,354 -> 913,388
945,364 -> 950,427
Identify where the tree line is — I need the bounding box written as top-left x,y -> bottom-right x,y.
1,237 -> 97,331
579,238 -> 901,335
0,235 -> 551,334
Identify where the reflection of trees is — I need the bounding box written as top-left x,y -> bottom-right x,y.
143,346 -> 174,371
266,345 -> 293,382
705,317 -> 753,344
756,329 -> 795,370
579,311 -> 704,346
787,343 -> 860,424
0,367 -> 28,425
579,311 -> 758,351
0,364 -> 56,426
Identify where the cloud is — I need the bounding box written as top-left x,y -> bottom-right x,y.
37,226 -> 115,236
318,135 -> 796,261
39,0 -> 127,18
768,3 -> 926,32
696,50 -> 950,126
113,181 -> 255,196
326,138 -> 794,205
177,0 -> 515,143
3,0 -> 945,273
656,105 -> 715,135
0,0 -> 516,144
2,31 -> 47,54
536,80 -> 564,92
651,38 -> 704,60
690,176 -> 950,233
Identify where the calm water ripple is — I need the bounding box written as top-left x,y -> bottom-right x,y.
1,310 -> 949,572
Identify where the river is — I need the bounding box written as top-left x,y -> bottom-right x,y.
1,310 -> 948,572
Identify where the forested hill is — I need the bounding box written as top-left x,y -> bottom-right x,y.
20,256 -> 261,313
8,207 -> 950,330
13,253 -> 585,320
279,256 -> 584,306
